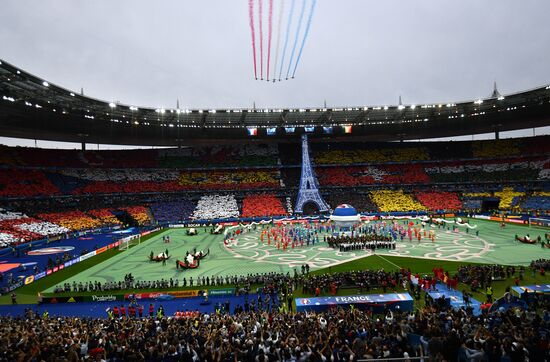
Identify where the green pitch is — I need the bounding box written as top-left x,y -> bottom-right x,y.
44,219 -> 549,292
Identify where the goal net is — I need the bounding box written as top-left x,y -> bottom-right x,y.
528,217 -> 550,229
118,234 -> 141,250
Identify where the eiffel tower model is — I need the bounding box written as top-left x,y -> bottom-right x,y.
294,134 -> 330,214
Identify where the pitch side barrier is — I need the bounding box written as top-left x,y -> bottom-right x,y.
471,214 -> 530,225
295,293 -> 414,313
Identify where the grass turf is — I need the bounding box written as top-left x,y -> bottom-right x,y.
3,220 -> 550,306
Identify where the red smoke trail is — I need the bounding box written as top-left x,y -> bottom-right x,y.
266,0 -> 274,81
248,0 -> 258,79
259,0 -> 264,80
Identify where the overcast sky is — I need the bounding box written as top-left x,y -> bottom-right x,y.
1,0 -> 549,148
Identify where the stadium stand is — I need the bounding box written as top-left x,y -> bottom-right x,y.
415,191 -> 463,211
494,188 -> 524,210
316,164 -> 430,186
0,169 -> 60,197
37,211 -> 103,231
86,209 -> 122,226
520,195 -> 550,211
370,190 -> 427,212
178,170 -> 280,190
149,200 -> 197,223
313,146 -> 430,164
158,144 -> 279,168
192,194 -> 240,220
425,156 -> 546,183
471,138 -> 522,158
240,193 -> 287,218
0,208 -> 69,246
324,191 -> 378,213
119,206 -> 152,226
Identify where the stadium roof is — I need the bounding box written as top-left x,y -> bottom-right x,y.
1,59 -> 550,146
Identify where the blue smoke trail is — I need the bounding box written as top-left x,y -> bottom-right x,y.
278,0 -> 296,80
272,0 -> 285,81
285,0 -> 306,79
291,0 -> 316,78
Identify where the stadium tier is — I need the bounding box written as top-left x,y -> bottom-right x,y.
0,136 -> 548,168
414,191 -> 463,211
0,136 -> 548,248
0,143 -> 548,198
241,193 -> 288,218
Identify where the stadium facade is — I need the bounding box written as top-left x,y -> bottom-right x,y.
1,59 -> 550,146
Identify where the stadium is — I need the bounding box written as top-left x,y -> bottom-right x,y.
1,1 -> 550,361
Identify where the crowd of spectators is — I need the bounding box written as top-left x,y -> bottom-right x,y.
87,209 -> 122,226
1,204 -> 154,248
530,259 -> 549,271
369,190 -> 427,212
192,194 -> 240,220
494,188 -> 524,210
149,200 -> 197,223
519,193 -> 550,211
455,264 -> 526,292
2,301 -> 549,361
11,257 -> 550,361
0,144 -> 279,169
472,138 -> 522,158
158,143 -> 280,168
1,168 -> 284,198
37,211 -> 103,231
241,194 -> 287,218
325,191 -> 377,213
313,146 -> 430,164
302,269 -> 407,296
316,164 -> 430,187
0,169 -> 60,197
3,158 -> 547,199
119,206 -> 151,226
425,157 -> 546,184
0,208 -> 69,247
415,191 -> 463,211
178,170 -> 281,190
